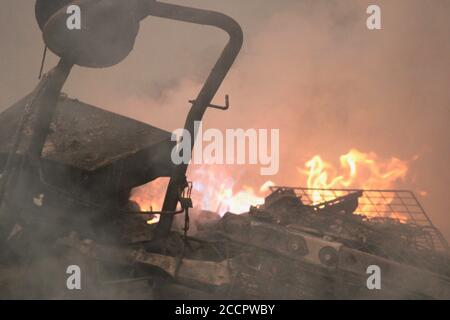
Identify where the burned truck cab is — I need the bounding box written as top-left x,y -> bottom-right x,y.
0,94 -> 175,242
0,0 -> 243,262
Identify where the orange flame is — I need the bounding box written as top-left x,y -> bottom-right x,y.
129,169 -> 272,221
129,178 -> 170,224
188,167 -> 270,216
299,149 -> 410,221
300,149 -> 408,203
130,149 -> 411,223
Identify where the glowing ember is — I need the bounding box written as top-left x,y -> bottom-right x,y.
146,215 -> 160,225
129,178 -> 169,224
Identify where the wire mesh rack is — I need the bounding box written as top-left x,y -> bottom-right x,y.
269,186 -> 449,253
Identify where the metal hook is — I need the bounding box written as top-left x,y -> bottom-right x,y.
189,94 -> 230,111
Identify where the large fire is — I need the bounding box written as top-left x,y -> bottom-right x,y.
130,148 -> 410,222
130,168 -> 272,221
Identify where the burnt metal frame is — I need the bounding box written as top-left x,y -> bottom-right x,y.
0,1 -> 243,239
146,2 -> 244,237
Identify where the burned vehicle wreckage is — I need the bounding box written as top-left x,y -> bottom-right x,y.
0,0 -> 449,299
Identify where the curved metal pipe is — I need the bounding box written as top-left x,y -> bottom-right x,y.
4,0 -> 242,237
143,1 -> 244,237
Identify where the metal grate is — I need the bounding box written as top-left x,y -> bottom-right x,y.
269,186 -> 449,253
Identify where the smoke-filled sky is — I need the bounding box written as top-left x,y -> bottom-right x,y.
1,0 -> 449,240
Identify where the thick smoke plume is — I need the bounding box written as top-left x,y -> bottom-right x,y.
1,0 -> 449,241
